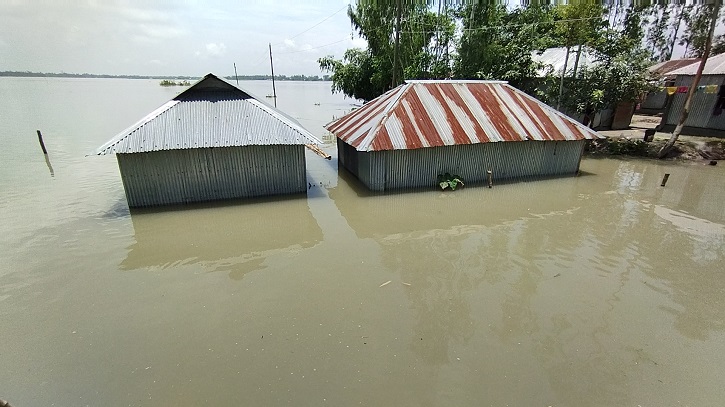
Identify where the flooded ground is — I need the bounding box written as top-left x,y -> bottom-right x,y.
1,78 -> 724,406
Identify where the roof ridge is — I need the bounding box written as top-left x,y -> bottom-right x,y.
359,84 -> 409,151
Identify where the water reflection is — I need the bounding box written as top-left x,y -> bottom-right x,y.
122,195 -> 323,279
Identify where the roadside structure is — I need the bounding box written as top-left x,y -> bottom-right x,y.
325,80 -> 602,192
639,57 -> 701,115
658,52 -> 725,136
96,73 -> 322,207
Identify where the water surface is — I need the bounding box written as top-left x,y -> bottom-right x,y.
1,77 -> 724,406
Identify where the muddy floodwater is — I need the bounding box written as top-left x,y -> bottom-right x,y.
1,78 -> 724,406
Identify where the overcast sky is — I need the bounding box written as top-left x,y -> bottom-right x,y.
0,0 -> 366,77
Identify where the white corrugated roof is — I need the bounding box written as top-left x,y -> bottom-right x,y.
95,73 -> 321,155
531,47 -> 597,77
666,52 -> 725,76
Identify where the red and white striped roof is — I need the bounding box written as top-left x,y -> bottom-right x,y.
325,80 -> 601,152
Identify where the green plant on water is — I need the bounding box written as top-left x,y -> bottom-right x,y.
437,173 -> 464,191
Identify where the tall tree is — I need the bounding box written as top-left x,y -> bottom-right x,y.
319,1 -> 454,101
680,4 -> 723,58
454,3 -> 558,92
659,3 -> 720,158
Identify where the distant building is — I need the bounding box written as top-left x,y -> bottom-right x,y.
639,57 -> 701,115
531,46 -> 597,78
96,73 -> 322,207
659,53 -> 725,136
325,80 -> 601,192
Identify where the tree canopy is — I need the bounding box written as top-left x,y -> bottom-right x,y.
319,1 -> 721,110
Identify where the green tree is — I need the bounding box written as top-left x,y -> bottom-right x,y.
680,4 -> 724,57
453,3 -> 559,92
318,1 -> 454,101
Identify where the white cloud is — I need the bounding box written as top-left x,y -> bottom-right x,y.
205,43 -> 227,57
284,38 -> 295,48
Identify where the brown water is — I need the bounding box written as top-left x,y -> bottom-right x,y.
1,78 -> 724,406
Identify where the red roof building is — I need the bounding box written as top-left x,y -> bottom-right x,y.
325,80 -> 601,191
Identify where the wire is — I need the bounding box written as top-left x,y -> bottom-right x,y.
275,38 -> 350,55
400,15 -> 603,34
271,4 -> 349,46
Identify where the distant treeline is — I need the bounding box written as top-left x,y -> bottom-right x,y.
0,71 -> 331,81
224,74 -> 330,81
0,71 -> 197,80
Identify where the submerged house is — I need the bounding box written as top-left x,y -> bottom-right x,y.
325,80 -> 601,192
96,73 -> 322,207
658,53 -> 725,136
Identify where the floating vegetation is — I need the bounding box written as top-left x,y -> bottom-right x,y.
159,80 -> 191,87
437,173 -> 464,191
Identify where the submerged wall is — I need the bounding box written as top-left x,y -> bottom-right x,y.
117,145 -> 306,207
338,140 -> 586,191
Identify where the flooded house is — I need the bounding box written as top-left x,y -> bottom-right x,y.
325,80 -> 601,192
658,53 -> 725,136
95,73 -> 322,207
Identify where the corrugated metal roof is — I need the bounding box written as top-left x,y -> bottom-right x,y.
666,53 -> 725,76
649,58 -> 701,76
325,81 -> 601,152
531,46 -> 597,77
96,73 -> 321,155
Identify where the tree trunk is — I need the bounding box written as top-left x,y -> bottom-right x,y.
658,3 -> 719,158
572,44 -> 583,79
392,0 -> 401,88
667,5 -> 685,61
556,45 -> 571,111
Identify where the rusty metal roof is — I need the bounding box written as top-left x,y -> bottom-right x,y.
649,58 -> 701,77
96,73 -> 321,155
325,80 -> 601,152
666,52 -> 725,76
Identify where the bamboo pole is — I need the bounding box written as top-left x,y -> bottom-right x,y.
269,43 -> 277,108
37,130 -> 48,155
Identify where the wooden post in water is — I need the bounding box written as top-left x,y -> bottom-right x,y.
487,170 -> 493,188
661,173 -> 670,187
37,130 -> 48,155
269,43 -> 277,108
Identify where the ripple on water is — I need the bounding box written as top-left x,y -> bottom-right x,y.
654,205 -> 725,239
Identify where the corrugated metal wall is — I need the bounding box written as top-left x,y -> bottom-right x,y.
117,145 -> 306,207
640,89 -> 668,111
665,75 -> 725,130
340,140 -> 585,191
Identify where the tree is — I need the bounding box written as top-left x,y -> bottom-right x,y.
318,1 -> 454,101
659,3 -> 720,158
679,4 -> 722,58
318,48 -> 380,102
453,3 -> 559,93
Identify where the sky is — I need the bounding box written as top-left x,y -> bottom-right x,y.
0,0 -> 367,77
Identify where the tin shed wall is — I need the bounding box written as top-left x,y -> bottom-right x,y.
664,75 -> 725,130
343,140 -> 585,191
116,145 -> 306,207
640,89 -> 668,112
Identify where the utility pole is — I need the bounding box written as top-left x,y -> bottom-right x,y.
659,2 -> 719,158
269,43 -> 277,108
392,0 -> 401,88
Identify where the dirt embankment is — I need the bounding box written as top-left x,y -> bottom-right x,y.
585,137 -> 725,161
587,114 -> 725,161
